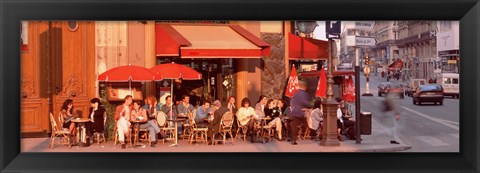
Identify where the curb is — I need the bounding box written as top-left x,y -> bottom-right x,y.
358,145 -> 412,152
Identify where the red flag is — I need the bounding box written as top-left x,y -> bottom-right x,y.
285,66 -> 299,98
343,75 -> 356,102
315,67 -> 327,98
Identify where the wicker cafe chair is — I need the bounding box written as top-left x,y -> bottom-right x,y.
156,111 -> 174,143
235,116 -> 249,141
214,111 -> 235,145
304,110 -> 313,139
253,118 -> 274,142
49,113 -> 72,149
182,109 -> 195,140
188,112 -> 208,145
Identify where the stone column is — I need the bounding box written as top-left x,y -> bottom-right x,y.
144,21 -> 156,96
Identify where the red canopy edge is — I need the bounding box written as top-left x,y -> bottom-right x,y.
288,33 -> 328,60
155,24 -> 191,56
229,25 -> 271,56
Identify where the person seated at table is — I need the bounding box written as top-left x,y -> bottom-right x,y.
264,99 -> 283,140
309,99 -> 324,141
114,95 -> 133,149
224,96 -> 238,135
86,98 -> 106,143
194,100 -> 211,128
208,100 -> 229,144
254,95 -> 268,118
143,95 -> 161,120
336,98 -> 355,141
60,99 -> 76,138
236,98 -> 258,143
176,95 -> 195,135
160,95 -> 177,118
130,101 -> 161,147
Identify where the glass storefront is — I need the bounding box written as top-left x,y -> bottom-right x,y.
155,58 -> 236,106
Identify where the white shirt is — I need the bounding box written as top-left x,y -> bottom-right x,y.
337,108 -> 343,123
236,107 -> 257,126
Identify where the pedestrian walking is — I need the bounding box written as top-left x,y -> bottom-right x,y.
288,79 -> 312,145
383,87 -> 402,144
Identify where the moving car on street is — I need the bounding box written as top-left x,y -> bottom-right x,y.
377,82 -> 391,97
386,83 -> 404,99
412,84 -> 444,105
378,82 -> 404,98
406,78 -> 427,97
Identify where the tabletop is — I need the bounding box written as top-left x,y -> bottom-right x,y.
166,117 -> 187,122
71,118 -> 91,123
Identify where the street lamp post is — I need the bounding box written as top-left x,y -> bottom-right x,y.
320,37 -> 340,147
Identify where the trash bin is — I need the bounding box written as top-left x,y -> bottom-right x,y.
360,112 -> 372,135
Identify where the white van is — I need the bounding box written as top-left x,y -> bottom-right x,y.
435,73 -> 459,98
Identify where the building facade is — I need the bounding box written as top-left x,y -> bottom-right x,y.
436,21 -> 460,74
370,21 -> 399,69
396,21 -> 437,80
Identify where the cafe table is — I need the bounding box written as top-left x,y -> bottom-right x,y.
71,118 -> 91,147
166,117 -> 187,147
130,119 -> 147,148
253,117 -> 271,143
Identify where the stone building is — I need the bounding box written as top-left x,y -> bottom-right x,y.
396,21 -> 437,80
370,21 -> 399,69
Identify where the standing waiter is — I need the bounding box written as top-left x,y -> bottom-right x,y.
289,79 -> 312,145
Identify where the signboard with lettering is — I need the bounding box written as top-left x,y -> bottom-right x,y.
325,21 -> 341,39
346,36 -> 376,47
354,21 -> 376,30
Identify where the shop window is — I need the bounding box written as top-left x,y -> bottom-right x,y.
444,78 -> 451,84
452,78 -> 459,84
67,21 -> 78,32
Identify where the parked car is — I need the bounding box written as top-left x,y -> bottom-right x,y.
377,82 -> 391,97
406,79 -> 427,97
412,84 -> 444,105
386,83 -> 404,99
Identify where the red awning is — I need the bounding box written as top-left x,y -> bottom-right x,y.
156,24 -> 270,58
299,70 -> 355,78
387,60 -> 404,71
288,33 -> 328,60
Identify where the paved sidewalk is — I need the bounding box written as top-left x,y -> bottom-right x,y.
22,119 -> 411,152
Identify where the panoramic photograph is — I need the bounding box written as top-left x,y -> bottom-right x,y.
20,20 -> 459,152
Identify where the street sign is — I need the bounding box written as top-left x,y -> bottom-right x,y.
355,21 -> 375,30
326,21 -> 341,39
345,36 -> 376,47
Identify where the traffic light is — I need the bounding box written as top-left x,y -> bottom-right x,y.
364,56 -> 370,65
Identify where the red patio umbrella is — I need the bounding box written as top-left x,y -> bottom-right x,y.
97,64 -> 156,95
285,65 -> 299,98
150,62 -> 202,118
343,75 -> 356,102
315,68 -> 327,98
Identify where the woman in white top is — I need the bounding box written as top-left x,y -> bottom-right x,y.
309,99 -> 324,140
236,98 -> 257,138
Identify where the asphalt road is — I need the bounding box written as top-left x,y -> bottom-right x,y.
358,73 -> 459,152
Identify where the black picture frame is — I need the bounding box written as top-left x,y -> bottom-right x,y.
1,0 -> 479,172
